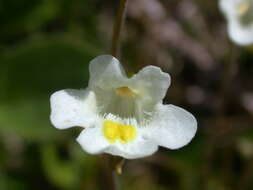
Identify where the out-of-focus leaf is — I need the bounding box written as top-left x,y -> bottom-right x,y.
168,135 -> 204,167
0,35 -> 100,101
206,177 -> 226,190
41,144 -> 77,189
0,0 -> 41,25
24,0 -> 60,31
0,172 -> 28,190
41,143 -> 98,190
0,98 -> 56,141
236,131 -> 253,159
0,35 -> 101,140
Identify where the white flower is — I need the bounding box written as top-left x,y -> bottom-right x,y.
50,55 -> 197,159
219,0 -> 253,45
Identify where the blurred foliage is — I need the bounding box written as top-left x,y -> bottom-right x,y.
0,0 -> 253,190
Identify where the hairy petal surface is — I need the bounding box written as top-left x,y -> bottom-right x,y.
77,123 -> 158,159
104,127 -> 158,159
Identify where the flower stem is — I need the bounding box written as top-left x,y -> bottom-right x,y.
201,43 -> 240,189
101,155 -> 117,190
218,43 -> 239,115
111,0 -> 128,57
100,155 -> 124,190
100,1 -> 129,189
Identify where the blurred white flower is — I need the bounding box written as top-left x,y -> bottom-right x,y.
219,0 -> 253,45
50,55 -> 197,159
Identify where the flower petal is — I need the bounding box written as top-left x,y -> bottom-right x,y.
130,66 -> 171,107
219,0 -> 237,18
104,128 -> 158,159
228,22 -> 253,45
77,118 -> 158,159
89,55 -> 127,89
219,0 -> 253,45
50,89 -> 97,129
148,104 -> 197,149
76,127 -> 109,154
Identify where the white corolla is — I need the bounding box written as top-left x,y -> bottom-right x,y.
220,0 -> 253,45
50,55 -> 197,159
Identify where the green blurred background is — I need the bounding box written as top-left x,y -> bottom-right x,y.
1,0 -> 253,189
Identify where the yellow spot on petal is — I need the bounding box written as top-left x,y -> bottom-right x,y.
115,86 -> 137,98
103,120 -> 119,143
103,120 -> 137,143
119,125 -> 136,143
237,1 -> 250,16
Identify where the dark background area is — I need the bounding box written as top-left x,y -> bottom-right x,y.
1,0 -> 253,189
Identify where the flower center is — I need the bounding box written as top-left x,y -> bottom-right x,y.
93,84 -> 149,123
237,0 -> 253,26
237,1 -> 250,15
115,86 -> 137,98
103,120 -> 137,143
